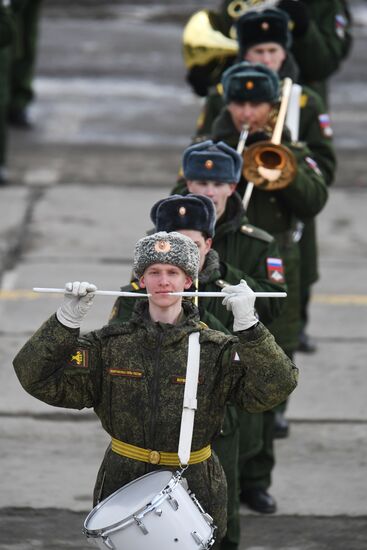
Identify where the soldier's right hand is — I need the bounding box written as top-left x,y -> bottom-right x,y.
56,281 -> 97,329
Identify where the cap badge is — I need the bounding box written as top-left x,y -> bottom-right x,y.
261,21 -> 270,31
205,159 -> 214,170
155,240 -> 171,253
245,80 -> 254,90
179,206 -> 186,216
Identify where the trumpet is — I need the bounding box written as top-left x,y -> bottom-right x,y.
242,77 -> 297,193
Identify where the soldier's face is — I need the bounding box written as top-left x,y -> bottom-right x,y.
177,229 -> 212,272
140,264 -> 192,308
186,180 -> 236,220
227,100 -> 272,133
244,43 -> 286,72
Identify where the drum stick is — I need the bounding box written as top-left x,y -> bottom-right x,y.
33,288 -> 286,299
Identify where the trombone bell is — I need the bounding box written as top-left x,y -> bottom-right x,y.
182,10 -> 239,69
243,141 -> 297,190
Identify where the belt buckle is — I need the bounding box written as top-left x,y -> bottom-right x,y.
149,450 -> 161,464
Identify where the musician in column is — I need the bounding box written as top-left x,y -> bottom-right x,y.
174,66 -> 328,514
13,231 -> 298,549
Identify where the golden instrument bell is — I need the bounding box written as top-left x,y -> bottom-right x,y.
182,10 -> 239,69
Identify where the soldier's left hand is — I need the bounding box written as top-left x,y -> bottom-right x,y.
221,279 -> 258,332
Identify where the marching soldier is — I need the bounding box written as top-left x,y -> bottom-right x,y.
176,65 -> 328,513
13,231 -> 298,550
110,178 -> 286,549
184,0 -> 352,106
195,7 -> 336,356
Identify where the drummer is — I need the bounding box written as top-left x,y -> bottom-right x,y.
13,231 -> 298,547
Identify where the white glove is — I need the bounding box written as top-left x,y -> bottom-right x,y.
56,281 -> 97,329
221,279 -> 257,332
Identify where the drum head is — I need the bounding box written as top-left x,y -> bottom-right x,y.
85,470 -> 172,531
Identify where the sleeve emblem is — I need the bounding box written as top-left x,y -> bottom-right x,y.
266,257 -> 285,283
305,156 -> 322,177
69,350 -> 89,368
318,114 -> 333,138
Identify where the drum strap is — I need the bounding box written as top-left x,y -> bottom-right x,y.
178,332 -> 201,466
285,83 -> 302,141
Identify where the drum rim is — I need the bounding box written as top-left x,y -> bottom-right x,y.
83,469 -> 174,536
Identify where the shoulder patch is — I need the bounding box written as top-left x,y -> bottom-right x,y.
216,83 -> 224,96
240,224 -> 274,243
68,349 -> 89,369
299,94 -> 308,108
305,156 -> 322,177
318,114 -> 333,138
266,257 -> 285,284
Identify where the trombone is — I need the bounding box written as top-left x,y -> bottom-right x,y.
242,77 -> 297,200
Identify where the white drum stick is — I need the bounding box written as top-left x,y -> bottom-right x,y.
33,288 -> 286,299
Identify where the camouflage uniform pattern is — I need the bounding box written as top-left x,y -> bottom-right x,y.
13,300 -> 297,543
110,204 -> 286,549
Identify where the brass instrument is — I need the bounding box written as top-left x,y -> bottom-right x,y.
242,77 -> 297,192
227,0 -> 280,20
182,10 -> 238,69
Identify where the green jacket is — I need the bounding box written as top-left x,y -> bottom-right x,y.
291,0 -> 352,103
13,302 -> 297,539
196,80 -> 336,187
0,7 -> 15,48
212,112 -> 327,351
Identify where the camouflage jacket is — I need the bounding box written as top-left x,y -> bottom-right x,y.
13,301 -> 297,537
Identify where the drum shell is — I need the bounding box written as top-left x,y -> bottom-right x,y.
84,470 -> 215,550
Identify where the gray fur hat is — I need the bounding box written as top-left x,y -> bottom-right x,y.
133,231 -> 200,280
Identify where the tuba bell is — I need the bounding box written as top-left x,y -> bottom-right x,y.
227,0 -> 280,20
182,10 -> 239,69
242,78 -> 297,191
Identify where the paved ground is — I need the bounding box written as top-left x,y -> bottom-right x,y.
0,1 -> 367,549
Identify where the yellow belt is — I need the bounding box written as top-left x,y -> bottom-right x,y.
111,437 -> 211,466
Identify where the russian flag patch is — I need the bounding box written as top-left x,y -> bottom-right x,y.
266,257 -> 285,283
318,114 -> 333,138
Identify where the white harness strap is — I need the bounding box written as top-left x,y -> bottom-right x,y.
286,83 -> 302,141
178,332 -> 201,466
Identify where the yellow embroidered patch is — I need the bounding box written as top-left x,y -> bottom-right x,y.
172,375 -> 204,385
299,94 -> 308,108
108,368 -> 143,378
69,350 -> 89,368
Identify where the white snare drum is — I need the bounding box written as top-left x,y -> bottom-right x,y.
83,470 -> 216,550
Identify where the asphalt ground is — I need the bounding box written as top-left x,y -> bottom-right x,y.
0,1 -> 367,549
